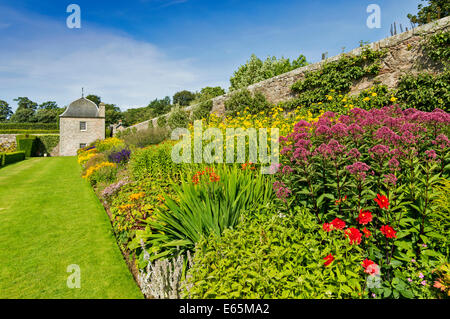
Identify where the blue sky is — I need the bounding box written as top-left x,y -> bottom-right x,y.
0,0 -> 421,111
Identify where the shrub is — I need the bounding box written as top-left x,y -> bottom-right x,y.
144,164 -> 274,259
290,47 -> 386,108
0,130 -> 59,134
95,137 -> 125,153
35,135 -> 59,156
224,89 -> 270,116
1,151 -> 26,166
423,31 -> 450,67
0,123 -> 58,130
16,135 -> 37,157
184,209 -> 366,299
83,161 -> 117,185
119,127 -> 169,148
191,100 -> 213,121
230,53 -> 308,91
157,116 -> 167,128
274,106 -> 450,298
396,71 -> 449,112
83,153 -> 107,172
167,108 -> 189,129
129,140 -> 184,181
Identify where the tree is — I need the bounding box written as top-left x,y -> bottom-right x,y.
122,107 -> 152,127
198,86 -> 225,101
39,101 -> 59,110
10,108 -> 36,123
173,90 -> 196,106
35,108 -> 64,123
408,0 -> 449,25
14,97 -> 37,111
229,54 -> 308,91
86,94 -> 101,106
0,100 -> 12,122
105,104 -> 123,126
148,96 -> 171,116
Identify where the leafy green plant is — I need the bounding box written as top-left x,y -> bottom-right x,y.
396,70 -> 449,112
167,107 -> 190,129
184,207 -> 366,299
290,47 -> 385,108
157,116 -> 167,128
224,89 -> 270,116
143,164 -> 274,260
192,100 -> 213,121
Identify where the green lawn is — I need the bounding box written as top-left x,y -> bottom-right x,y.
0,157 -> 143,299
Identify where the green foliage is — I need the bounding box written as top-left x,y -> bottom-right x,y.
117,127 -> 169,148
0,100 -> 12,122
34,108 -> 64,124
128,141 -> 183,181
85,94 -> 101,106
230,54 -> 308,91
192,100 -> 213,121
35,135 -> 60,155
0,122 -> 58,130
16,135 -> 38,157
122,107 -> 153,127
0,151 -> 26,166
224,89 -> 270,116
290,47 -> 386,108
423,31 -> 450,68
396,70 -> 449,112
167,107 -> 190,129
10,108 -> 36,123
407,0 -> 449,26
184,208 -> 366,299
148,96 -> 172,117
156,116 -> 167,128
95,137 -> 126,153
173,90 -> 196,106
0,130 -> 59,134
87,164 -> 118,186
105,104 -> 123,127
144,164 -> 274,260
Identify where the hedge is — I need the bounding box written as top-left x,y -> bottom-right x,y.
0,151 -> 26,167
0,130 -> 59,134
0,123 -> 58,130
35,135 -> 59,155
16,135 -> 37,157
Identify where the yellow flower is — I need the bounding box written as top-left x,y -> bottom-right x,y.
371,92 -> 377,97
129,192 -> 145,201
363,97 -> 370,102
390,96 -> 397,102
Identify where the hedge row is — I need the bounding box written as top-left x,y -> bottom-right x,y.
0,130 -> 59,134
0,151 -> 26,167
15,135 -> 60,157
0,123 -> 58,130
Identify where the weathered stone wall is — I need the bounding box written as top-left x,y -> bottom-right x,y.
60,117 -> 105,156
121,16 -> 449,134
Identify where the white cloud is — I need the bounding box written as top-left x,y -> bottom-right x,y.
0,6 -> 206,111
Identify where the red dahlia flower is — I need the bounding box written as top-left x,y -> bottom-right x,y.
331,218 -> 346,230
362,227 -> 371,238
380,225 -> 397,238
357,210 -> 373,225
323,254 -> 335,267
323,223 -> 334,232
362,259 -> 380,275
344,227 -> 362,245
374,194 -> 389,209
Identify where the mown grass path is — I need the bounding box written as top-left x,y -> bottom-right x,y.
0,157 -> 143,298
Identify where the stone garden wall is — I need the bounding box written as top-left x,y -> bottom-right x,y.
121,16 -> 449,133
